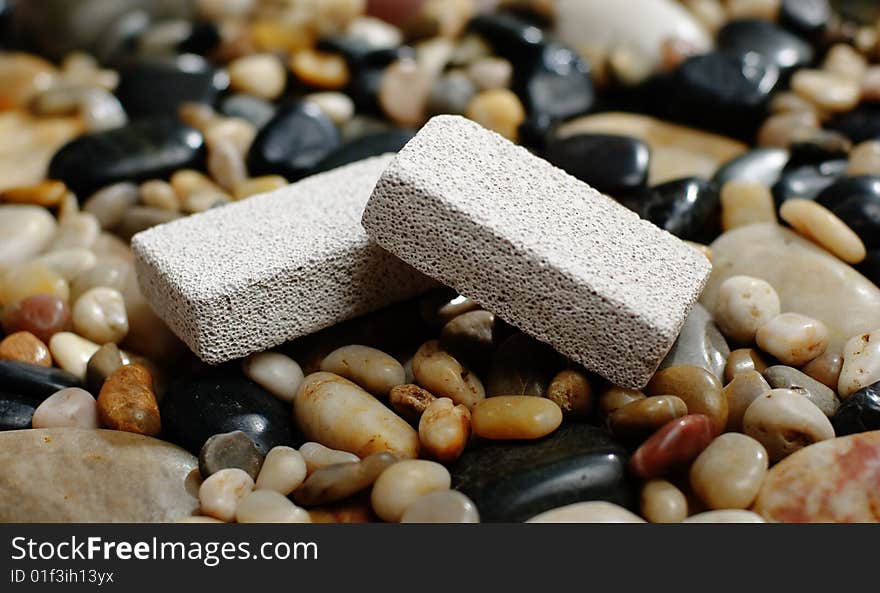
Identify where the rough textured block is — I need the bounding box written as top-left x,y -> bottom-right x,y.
132,155 -> 435,364
361,115 -> 711,388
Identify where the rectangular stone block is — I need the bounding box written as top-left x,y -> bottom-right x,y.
132,155 -> 436,364
361,115 -> 712,388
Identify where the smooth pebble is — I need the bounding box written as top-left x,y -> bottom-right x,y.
31,387 -> 98,429
198,468 -> 254,522
320,344 -> 405,397
742,388 -> 835,462
756,312 -> 829,367
471,396 -> 562,440
254,446 -> 307,495
72,287 -> 129,344
722,369 -> 771,433
0,331 -> 52,367
48,332 -> 100,380
400,490 -> 480,523
412,340 -> 485,409
640,479 -> 688,523
714,275 -> 781,344
298,441 -> 360,474
527,501 -> 645,523
235,490 -> 311,523
838,330 -> 880,399
370,460 -> 451,522
690,433 -> 768,509
418,397 -> 471,462
242,351 -> 304,403
780,198 -> 866,264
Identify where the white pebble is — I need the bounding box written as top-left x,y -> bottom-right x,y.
72,287 -> 129,344
838,330 -> 880,398
235,490 -> 311,523
370,460 -> 451,522
756,312 -> 829,367
47,212 -> 100,252
242,351 -> 304,403
298,441 -> 360,474
319,344 -> 405,397
199,468 -> 254,522
742,388 -> 835,463
304,92 -> 355,125
527,501 -> 645,523
418,397 -> 471,462
31,387 -> 98,429
255,446 -> 307,495
714,275 -> 780,344
227,54 -> 286,100
48,332 -> 100,380
682,510 -> 765,523
32,248 -> 97,281
400,490 -> 480,523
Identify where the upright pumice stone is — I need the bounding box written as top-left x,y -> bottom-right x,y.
361,116 -> 711,389
132,156 -> 435,364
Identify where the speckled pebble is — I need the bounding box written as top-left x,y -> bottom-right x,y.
839,330 -> 880,399
412,340 -> 485,409
756,313 -> 829,367
0,331 -> 52,367
320,344 -> 405,397
714,275 -> 781,345
743,388 -> 835,462
97,363 -> 161,436
198,468 -> 254,522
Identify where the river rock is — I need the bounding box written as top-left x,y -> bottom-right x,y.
115,55 -> 228,118
702,224 -> 880,348
0,428 -> 200,522
764,365 -> 840,417
0,359 -> 81,400
0,205 -> 57,269
815,176 -> 880,250
716,19 -> 813,72
622,177 -> 721,244
544,134 -> 650,197
451,423 -> 632,522
658,303 -> 729,380
832,381 -> 880,436
754,430 -> 880,522
772,160 -> 847,207
712,147 -> 789,188
0,392 -> 39,430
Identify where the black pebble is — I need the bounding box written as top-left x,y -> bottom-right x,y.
716,19 -> 814,72
48,117 -> 205,197
0,360 -> 82,401
621,177 -> 721,244
829,106 -> 880,143
815,175 -> 880,249
177,20 -> 221,56
247,102 -> 342,181
0,392 -> 40,431
312,129 -> 415,174
513,42 -> 594,129
467,12 -> 546,62
544,133 -> 649,196
771,159 -> 847,207
712,147 -> 790,188
832,381 -> 880,436
779,0 -> 831,40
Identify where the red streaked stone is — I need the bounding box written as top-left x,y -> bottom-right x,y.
1,293 -> 72,343
630,414 -> 715,479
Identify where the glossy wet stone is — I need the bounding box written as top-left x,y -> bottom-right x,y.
609,396 -> 688,440
754,430 -> 880,522
630,414 -> 715,479
115,55 -> 228,118
815,176 -> 880,250
467,13 -> 545,63
513,42 -> 593,129
48,118 -> 205,196
485,333 -> 560,397
295,452 -> 397,507
659,303 -> 729,380
780,0 -> 830,39
544,134 -> 650,196
0,392 -> 39,430
160,366 -> 296,456
717,19 -> 813,72
31,387 -> 98,429
621,177 -> 720,244
0,204 -> 56,268
220,93 -> 277,129
832,382 -> 880,436
765,365 -> 840,417
647,365 -> 727,434
546,369 -> 594,418
829,106 -> 880,145
712,147 -> 789,188
451,423 -> 631,523
246,102 -> 341,181
640,479 -> 688,523
312,130 -> 414,174
97,363 -> 161,436
198,430 -> 265,480
85,343 -> 125,395
771,159 -> 847,206
439,310 -> 499,369
743,388 -> 834,462
0,359 -> 80,400
0,331 -> 51,367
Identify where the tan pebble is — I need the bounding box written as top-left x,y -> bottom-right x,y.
640,479 -> 688,523
140,180 -> 180,211
823,43 -> 868,81
757,111 -> 819,148
400,490 -> 480,523
416,37 -> 454,80
228,54 -> 286,100
298,441 -> 360,474
0,331 -> 52,366
181,189 -> 229,213
291,48 -> 350,90
609,395 -> 688,439
418,397 -> 471,462
801,346 -> 844,391
471,395 -> 562,440
255,446 -> 307,495
97,363 -> 161,436
742,388 -> 834,462
207,139 -> 248,192
294,452 -> 397,507
847,141 -> 880,176
725,0 -> 780,20
370,460 -> 450,522
233,176 -> 288,200
527,501 -> 645,523
683,510 -> 765,523
242,351 -> 304,403
320,344 -> 405,397
176,516 -> 224,523
780,198 -> 866,264
724,348 -> 769,383
72,287 -> 129,344
47,212 -> 100,252
769,91 -> 823,116
792,69 -> 861,113
308,500 -> 374,524
412,340 -> 485,409
389,383 -> 437,423
0,180 -> 67,208
378,59 -> 431,127
170,169 -> 221,199
33,248 -> 96,281
682,0 -> 726,33
199,468 -> 254,522
599,385 -> 646,415
196,0 -> 256,20
713,275 -> 780,344
690,433 -> 768,509
303,92 -> 355,125
722,369 -> 771,433
48,332 -> 100,380
838,330 -> 880,398
545,369 -> 593,417
756,312 -> 829,367
467,56 -> 512,90
204,117 -> 257,156
609,45 -> 654,87
177,102 -> 218,132
465,88 -> 525,142
0,261 -> 69,306
0,52 -> 56,109
862,66 -> 880,102
294,372 -> 419,459
236,489 -> 311,523
720,180 -> 778,231
31,387 -> 98,429
647,366 -> 727,434
407,0 -> 473,38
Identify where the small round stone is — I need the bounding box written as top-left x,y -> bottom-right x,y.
320,344 -> 406,397
847,141 -> 880,176
235,489 -> 311,523
139,179 -> 180,211
822,43 -> 867,81
72,287 -> 129,344
439,309 -> 497,367
801,347 -> 843,391
0,261 -> 69,306
682,510 -> 765,523
2,294 -> 72,343
0,204 -> 57,268
756,312 -> 829,367
48,332 -> 100,380
227,54 -> 286,100
791,69 -> 860,113
254,446 -> 307,495
608,395 -> 689,440
630,415 -> 716,479
780,198 -> 866,264
471,395 -> 563,440
290,48 -> 350,90
467,56 -> 513,90
47,212 -> 100,252
722,369 -> 771,433
298,441 -> 360,474
400,490 -> 480,523
527,501 -> 645,523
412,340 -> 484,409
465,88 -> 525,142
199,430 -> 265,480
640,479 -> 688,523
418,397 -> 471,462
242,351 -> 304,403
0,180 -> 67,208
294,452 -> 397,507
0,331 -> 52,367
199,468 -> 254,522
85,342 -> 125,395
31,387 -> 98,429
545,369 -> 593,417
724,348 -> 769,383
647,366 -> 727,435
207,139 -> 247,192
389,383 -> 437,424
598,386 -> 646,415
839,330 -> 880,399
720,180 -> 777,231
378,59 -> 431,127
370,460 -> 451,522
97,363 -> 161,436
742,388 -> 835,462
690,433 -> 768,510
303,92 -> 355,125
714,275 -> 781,344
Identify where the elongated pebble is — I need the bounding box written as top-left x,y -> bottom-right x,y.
320,344 -> 405,397
370,460 -> 451,522
723,370 -> 771,433
255,446 -> 307,495
294,452 -> 397,507
242,351 -> 304,403
756,313 -> 829,367
361,115 -> 711,389
412,340 -> 484,408
199,468 -> 254,522
682,510 -> 765,523
298,441 -> 360,474
418,397 -> 471,461
132,156 -> 434,364
713,275 -> 780,344
471,395 -> 562,440
780,199 -> 866,264
48,332 -> 100,380
689,433 -> 768,510
839,330 -> 880,399
527,501 -> 645,523
400,490 -> 480,523
235,490 -> 311,523
640,479 -> 688,523
31,387 -> 98,429
720,181 -> 777,231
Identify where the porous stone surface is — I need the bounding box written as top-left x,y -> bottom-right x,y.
132,156 -> 435,364
362,116 -> 711,388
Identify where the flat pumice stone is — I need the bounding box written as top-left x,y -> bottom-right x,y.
361,115 -> 711,389
131,155 -> 435,364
